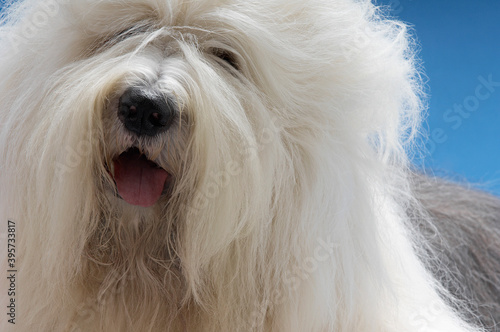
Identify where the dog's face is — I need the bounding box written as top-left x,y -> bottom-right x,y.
0,0 -> 421,250
68,1 -> 323,216
0,0 -> 419,264
91,2 -> 279,212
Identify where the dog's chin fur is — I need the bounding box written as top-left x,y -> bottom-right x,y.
0,1 -> 496,331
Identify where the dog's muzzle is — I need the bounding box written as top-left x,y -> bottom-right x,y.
109,87 -> 177,208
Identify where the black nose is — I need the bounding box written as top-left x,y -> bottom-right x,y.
118,87 -> 177,137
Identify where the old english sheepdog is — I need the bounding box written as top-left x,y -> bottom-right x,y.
0,0 -> 499,331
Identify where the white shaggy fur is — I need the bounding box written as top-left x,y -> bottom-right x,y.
0,0 -> 482,331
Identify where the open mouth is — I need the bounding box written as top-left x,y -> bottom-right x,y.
111,148 -> 170,208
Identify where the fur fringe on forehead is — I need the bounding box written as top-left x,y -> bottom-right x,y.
0,1 -> 488,332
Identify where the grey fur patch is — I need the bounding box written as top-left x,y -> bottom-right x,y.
411,173 -> 500,331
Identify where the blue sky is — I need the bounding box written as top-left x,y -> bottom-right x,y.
377,0 -> 500,195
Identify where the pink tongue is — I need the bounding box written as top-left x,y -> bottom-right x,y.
113,151 -> 169,207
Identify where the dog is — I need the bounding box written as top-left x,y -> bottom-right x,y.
0,0 -> 499,331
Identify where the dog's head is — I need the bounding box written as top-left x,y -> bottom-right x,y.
0,0 -> 423,256
0,0 -> 422,273
0,0 -> 424,329
1,0 -> 421,214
